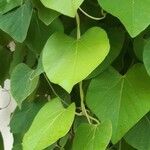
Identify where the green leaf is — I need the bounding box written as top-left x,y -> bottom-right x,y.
10,63 -> 39,106
86,64 -> 150,143
98,0 -> 150,37
72,121 -> 112,150
22,98 -> 75,150
88,27 -> 124,79
25,13 -> 64,54
40,0 -> 84,17
0,0 -> 33,42
10,101 -> 44,134
0,0 -> 23,14
43,27 -> 110,92
143,40 -> 150,75
33,0 -> 59,25
125,113 -> 150,150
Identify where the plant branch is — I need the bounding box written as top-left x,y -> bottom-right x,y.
79,7 -> 106,21
79,82 -> 91,124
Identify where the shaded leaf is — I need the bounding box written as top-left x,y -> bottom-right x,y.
125,113 -> 150,150
10,63 -> 39,106
25,13 -> 64,54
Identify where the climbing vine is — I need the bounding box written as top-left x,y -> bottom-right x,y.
0,0 -> 150,150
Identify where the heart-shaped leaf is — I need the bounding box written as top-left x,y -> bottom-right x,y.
86,64 -> 150,143
40,0 -> 84,17
42,27 -> 110,92
72,121 -> 112,150
98,0 -> 150,37
10,63 -> 39,106
23,98 -> 75,150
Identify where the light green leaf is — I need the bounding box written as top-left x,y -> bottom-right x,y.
10,63 -> 39,106
98,0 -> 150,37
33,0 -> 59,25
23,98 -> 75,150
72,121 -> 112,150
43,27 -> 110,92
125,113 -> 150,150
143,40 -> 150,75
0,0 -> 32,42
86,64 -> 150,143
40,0 -> 84,17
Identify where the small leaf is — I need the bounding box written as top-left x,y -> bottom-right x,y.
98,0 -> 150,37
43,27 -> 110,92
86,64 -> 150,143
10,63 -> 39,106
0,0 -> 32,42
23,98 -> 75,150
72,121 -> 112,150
40,0 -> 84,17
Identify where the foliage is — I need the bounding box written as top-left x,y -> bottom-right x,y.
0,0 -> 150,150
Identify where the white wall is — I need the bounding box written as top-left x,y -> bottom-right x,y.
0,80 -> 16,150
